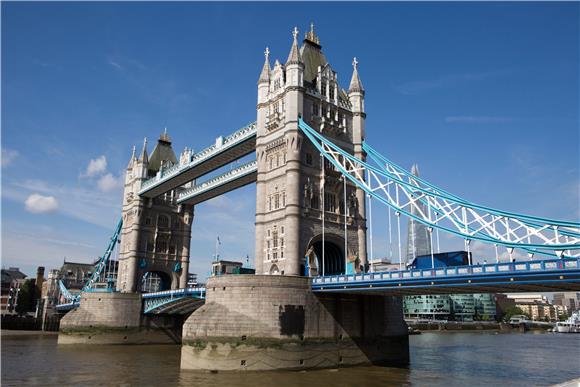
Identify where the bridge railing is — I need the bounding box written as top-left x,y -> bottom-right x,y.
139,122 -> 256,193
177,160 -> 257,203
141,287 -> 206,299
312,257 -> 579,285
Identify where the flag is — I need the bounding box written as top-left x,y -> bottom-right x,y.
217,236 -> 221,245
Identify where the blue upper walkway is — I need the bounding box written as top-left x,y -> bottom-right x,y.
139,122 -> 256,198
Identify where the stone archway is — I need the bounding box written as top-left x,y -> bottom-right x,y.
140,270 -> 172,293
305,234 -> 345,276
269,264 -> 280,275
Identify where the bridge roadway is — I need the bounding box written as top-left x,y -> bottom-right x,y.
56,258 -> 580,314
138,122 -> 256,198
176,161 -> 257,205
312,257 -> 580,295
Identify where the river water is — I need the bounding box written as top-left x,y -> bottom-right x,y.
2,331 -> 579,386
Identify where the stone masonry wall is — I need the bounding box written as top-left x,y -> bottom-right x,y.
181,275 -> 408,370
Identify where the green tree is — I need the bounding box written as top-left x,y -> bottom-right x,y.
15,279 -> 38,315
502,306 -> 529,322
558,312 -> 569,321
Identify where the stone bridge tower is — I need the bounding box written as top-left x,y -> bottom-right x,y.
117,132 -> 193,293
255,25 -> 368,276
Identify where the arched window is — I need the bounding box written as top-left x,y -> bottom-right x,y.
158,215 -> 169,228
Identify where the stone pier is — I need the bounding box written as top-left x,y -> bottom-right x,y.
58,292 -> 184,345
181,275 -> 409,371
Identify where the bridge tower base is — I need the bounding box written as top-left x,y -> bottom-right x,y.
181,275 -> 409,371
58,292 -> 184,345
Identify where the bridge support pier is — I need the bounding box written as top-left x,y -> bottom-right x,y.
181,275 -> 409,371
58,292 -> 184,344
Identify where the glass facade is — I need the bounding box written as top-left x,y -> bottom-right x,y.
404,294 -> 496,321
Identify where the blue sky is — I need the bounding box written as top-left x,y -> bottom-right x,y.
2,2 -> 578,279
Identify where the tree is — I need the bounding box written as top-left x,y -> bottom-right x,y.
15,279 -> 38,315
558,312 -> 569,321
502,306 -> 529,322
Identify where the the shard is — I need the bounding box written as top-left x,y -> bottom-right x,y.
406,164 -> 432,264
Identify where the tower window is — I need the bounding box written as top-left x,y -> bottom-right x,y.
158,215 -> 169,228
306,153 -> 313,166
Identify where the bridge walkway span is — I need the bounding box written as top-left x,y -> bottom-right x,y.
139,123 -> 256,198
312,258 -> 580,296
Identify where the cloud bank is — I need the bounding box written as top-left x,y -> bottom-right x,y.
24,193 -> 59,214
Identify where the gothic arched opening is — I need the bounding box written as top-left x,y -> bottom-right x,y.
140,271 -> 171,293
308,238 -> 345,276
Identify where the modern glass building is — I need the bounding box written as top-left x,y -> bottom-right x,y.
404,295 -> 451,319
404,293 -> 496,321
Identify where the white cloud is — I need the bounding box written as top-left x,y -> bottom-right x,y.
5,179 -> 120,229
24,193 -> 59,214
83,155 -> 107,177
97,173 -> 123,192
1,148 -> 19,168
107,59 -> 122,70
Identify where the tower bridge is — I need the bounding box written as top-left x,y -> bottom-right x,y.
56,25 -> 580,371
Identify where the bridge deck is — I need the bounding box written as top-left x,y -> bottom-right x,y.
139,123 -> 256,198
177,161 -> 257,205
312,258 -> 580,296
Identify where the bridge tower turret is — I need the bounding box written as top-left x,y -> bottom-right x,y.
254,25 -> 368,276
117,132 -> 193,293
348,57 -> 368,270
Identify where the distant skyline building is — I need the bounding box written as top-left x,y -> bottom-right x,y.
406,164 -> 432,264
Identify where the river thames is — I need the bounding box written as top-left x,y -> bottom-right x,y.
2,331 -> 579,386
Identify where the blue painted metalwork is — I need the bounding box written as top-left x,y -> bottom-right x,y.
176,160 -> 257,204
55,301 -> 79,312
57,218 -> 122,307
58,280 -> 78,303
312,257 -> 580,294
82,218 -> 122,293
142,287 -> 206,314
297,118 -> 580,258
139,122 -> 256,195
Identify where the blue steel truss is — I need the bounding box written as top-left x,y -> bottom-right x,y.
298,118 -> 580,259
177,160 -> 257,204
142,287 -> 206,314
312,257 -> 580,295
139,122 -> 256,195
58,218 -> 122,303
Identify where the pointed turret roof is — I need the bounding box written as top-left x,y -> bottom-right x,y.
301,23 -> 327,83
286,27 -> 303,66
411,163 -> 420,177
148,129 -> 177,175
139,137 -> 148,164
127,145 -> 136,168
349,57 -> 364,94
258,47 -> 271,84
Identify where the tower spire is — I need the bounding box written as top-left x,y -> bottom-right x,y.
127,145 -> 137,169
286,26 -> 303,65
139,137 -> 148,163
258,47 -> 271,84
304,22 -> 320,46
349,57 -> 364,94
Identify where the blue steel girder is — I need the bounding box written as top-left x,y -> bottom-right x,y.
142,288 -> 206,315
176,161 -> 257,205
139,122 -> 257,198
312,258 -> 580,295
298,118 -> 580,258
